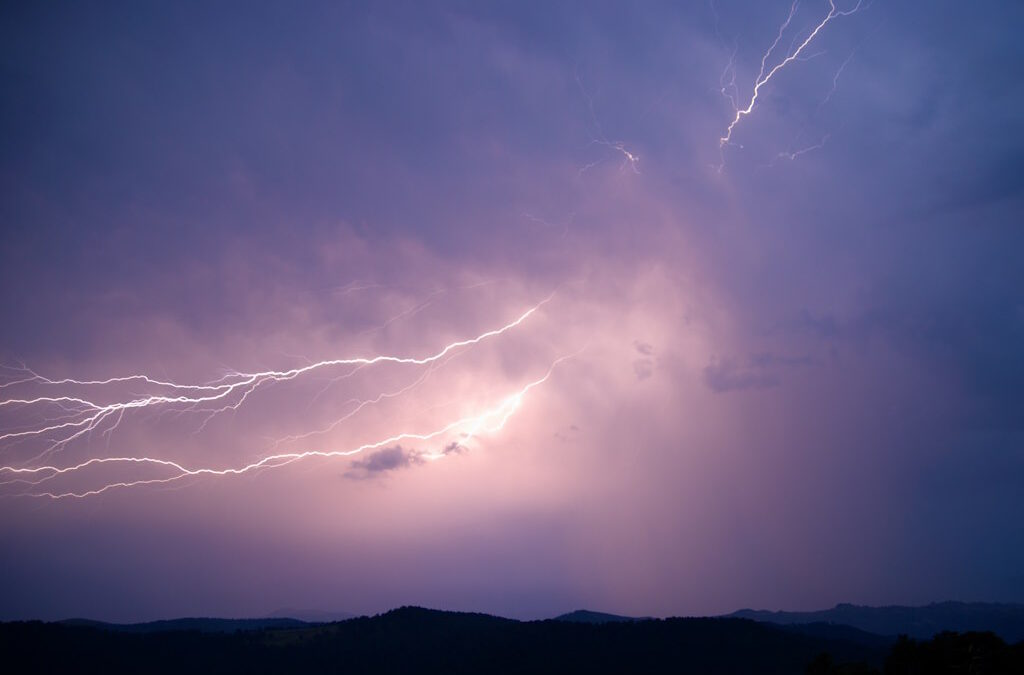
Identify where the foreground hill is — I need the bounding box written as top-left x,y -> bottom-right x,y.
4,607 -> 1021,674
729,602 -> 1024,642
2,606 -> 886,675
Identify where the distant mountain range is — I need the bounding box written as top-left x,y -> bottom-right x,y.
7,606 -> 893,674
57,609 -> 358,633
3,603 -> 1020,674
267,608 -> 358,623
555,601 -> 1024,644
53,601 -> 1024,643
727,602 -> 1024,643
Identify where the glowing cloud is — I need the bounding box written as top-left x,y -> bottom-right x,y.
0,296 -> 570,499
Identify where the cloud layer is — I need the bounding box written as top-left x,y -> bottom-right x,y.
1,1 -> 1022,622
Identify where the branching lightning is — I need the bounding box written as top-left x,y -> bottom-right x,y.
771,48 -> 855,164
0,295 -> 570,499
575,70 -> 640,175
1,357 -> 570,499
717,0 -> 865,166
774,133 -> 831,161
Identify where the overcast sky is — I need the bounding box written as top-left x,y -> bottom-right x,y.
1,0 -> 1022,622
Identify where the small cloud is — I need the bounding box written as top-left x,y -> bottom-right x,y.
633,359 -> 654,380
346,442 -> 465,479
749,352 -> 813,368
632,341 -> 655,380
633,340 -> 654,356
346,445 -> 420,478
441,441 -> 464,456
703,359 -> 780,393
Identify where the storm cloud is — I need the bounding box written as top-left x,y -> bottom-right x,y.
0,0 -> 1021,623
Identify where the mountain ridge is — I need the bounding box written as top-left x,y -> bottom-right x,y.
4,606 -> 894,674
727,601 -> 1024,642
554,609 -> 651,624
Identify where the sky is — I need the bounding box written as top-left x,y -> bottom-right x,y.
1,0 -> 1022,622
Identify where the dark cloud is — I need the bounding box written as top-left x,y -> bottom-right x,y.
633,341 -> 655,380
633,341 -> 654,356
346,442 -> 465,479
346,446 -> 420,478
440,442 -> 464,456
792,265 -> 1024,431
701,353 -> 812,393
748,352 -> 814,369
703,360 -> 780,393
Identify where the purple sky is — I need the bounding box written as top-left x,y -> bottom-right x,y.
1,1 -> 1022,622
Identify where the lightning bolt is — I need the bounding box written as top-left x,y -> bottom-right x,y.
717,0 -> 865,164
0,298 -> 551,459
0,354 -> 575,499
773,133 -> 831,163
770,48 -> 856,164
575,69 -> 641,175
270,351 -> 459,448
821,49 -> 856,107
0,297 -> 552,444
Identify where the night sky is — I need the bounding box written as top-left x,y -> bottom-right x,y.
1,1 -> 1022,623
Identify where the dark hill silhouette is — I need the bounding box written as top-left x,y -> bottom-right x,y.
728,602 -> 1024,642
551,611 -> 895,649
2,606 -> 887,674
885,631 -> 1024,674
267,608 -> 357,623
774,621 -> 897,649
5,605 -> 1021,674
553,609 -> 649,623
